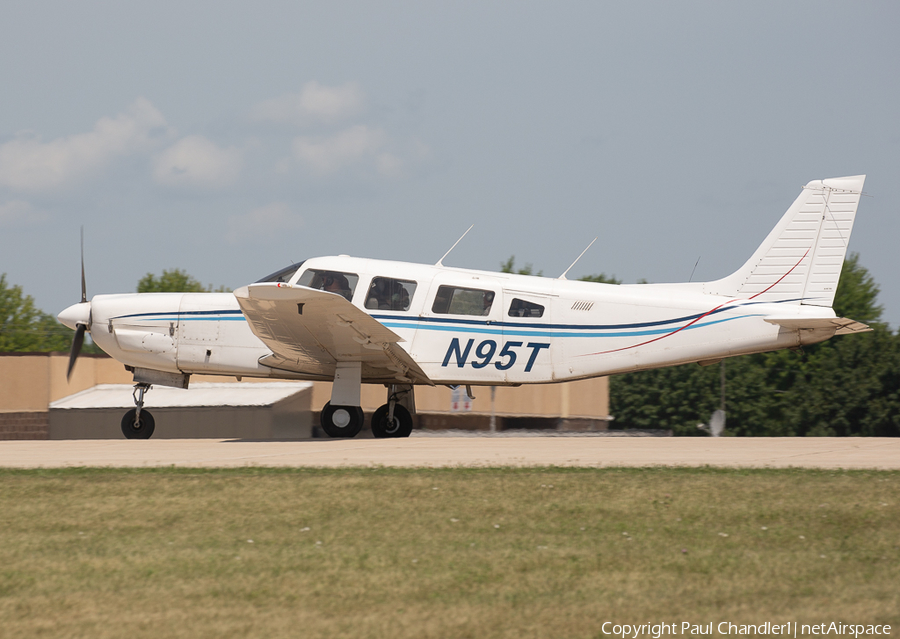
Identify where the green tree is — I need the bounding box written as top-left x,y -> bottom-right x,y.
773,255 -> 898,436
138,269 -> 228,293
501,256 -> 621,283
783,324 -> 899,436
500,256 -> 542,277
0,274 -> 73,352
579,273 -> 622,285
831,252 -> 883,323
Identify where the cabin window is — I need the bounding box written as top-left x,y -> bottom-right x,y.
298,269 -> 358,302
256,261 -> 305,283
365,277 -> 417,311
432,286 -> 495,316
508,298 -> 545,318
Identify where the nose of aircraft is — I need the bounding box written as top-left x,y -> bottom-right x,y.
58,301 -> 91,330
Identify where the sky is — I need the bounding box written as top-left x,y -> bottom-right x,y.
2,1 -> 899,328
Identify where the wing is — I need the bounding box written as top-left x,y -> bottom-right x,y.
234,283 -> 432,384
764,316 -> 871,335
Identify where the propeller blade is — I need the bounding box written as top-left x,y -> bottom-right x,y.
67,324 -> 85,381
80,227 -> 87,304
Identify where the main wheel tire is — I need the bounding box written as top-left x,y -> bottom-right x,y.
371,403 -> 413,438
121,408 -> 155,439
320,402 -> 364,438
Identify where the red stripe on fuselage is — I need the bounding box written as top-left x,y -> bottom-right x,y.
581,250 -> 810,357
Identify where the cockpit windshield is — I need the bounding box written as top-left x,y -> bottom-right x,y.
255,261 -> 305,284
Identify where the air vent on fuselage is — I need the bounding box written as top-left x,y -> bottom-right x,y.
571,301 -> 594,311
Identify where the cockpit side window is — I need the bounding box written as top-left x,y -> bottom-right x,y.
365,277 -> 417,311
508,298 -> 545,318
432,286 -> 495,316
255,261 -> 305,284
297,269 -> 358,302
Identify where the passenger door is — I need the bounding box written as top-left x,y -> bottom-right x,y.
501,291 -> 555,384
410,273 -> 505,384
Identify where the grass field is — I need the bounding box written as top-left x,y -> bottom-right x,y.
0,466 -> 897,638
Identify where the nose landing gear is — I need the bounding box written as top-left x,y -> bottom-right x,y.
122,383 -> 155,439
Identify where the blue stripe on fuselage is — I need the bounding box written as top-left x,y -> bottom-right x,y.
370,298 -> 798,332
113,301 -> 775,338
112,310 -> 246,322
379,313 -> 762,338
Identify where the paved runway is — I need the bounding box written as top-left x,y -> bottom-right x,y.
0,436 -> 897,469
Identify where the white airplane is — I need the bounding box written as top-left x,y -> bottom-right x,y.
58,175 -> 870,439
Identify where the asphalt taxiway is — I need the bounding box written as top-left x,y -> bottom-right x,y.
0,436 -> 897,469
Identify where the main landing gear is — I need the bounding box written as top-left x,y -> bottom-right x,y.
319,365 -> 415,439
320,403 -> 365,438
371,385 -> 413,438
122,383 -> 155,439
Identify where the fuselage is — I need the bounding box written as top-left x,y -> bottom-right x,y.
70,255 -> 840,387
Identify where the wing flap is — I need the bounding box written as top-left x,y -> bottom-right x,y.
234,283 -> 431,383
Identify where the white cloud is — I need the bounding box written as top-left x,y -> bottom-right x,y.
252,82 -> 431,180
292,125 -> 388,175
153,136 -> 242,188
0,98 -> 169,191
226,202 -> 302,243
251,82 -> 365,126
0,200 -> 46,226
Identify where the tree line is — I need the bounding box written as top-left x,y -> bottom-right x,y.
0,274 -> 74,352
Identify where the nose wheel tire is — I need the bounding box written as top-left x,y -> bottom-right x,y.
121,408 -> 155,439
371,403 -> 413,438
320,402 -> 364,438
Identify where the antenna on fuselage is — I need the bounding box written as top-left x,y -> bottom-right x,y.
557,237 -> 597,280
435,224 -> 474,267
689,256 -> 701,282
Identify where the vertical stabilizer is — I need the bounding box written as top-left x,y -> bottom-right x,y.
704,175 -> 865,307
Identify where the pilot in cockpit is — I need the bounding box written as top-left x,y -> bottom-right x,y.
321,273 -> 352,301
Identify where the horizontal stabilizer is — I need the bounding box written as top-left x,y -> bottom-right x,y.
764,316 -> 871,335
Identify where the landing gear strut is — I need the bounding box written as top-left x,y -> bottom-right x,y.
319,364 -> 416,439
122,383 -> 155,439
372,384 -> 414,438
320,362 -> 365,438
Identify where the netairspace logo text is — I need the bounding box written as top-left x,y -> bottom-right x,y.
600,622 -> 892,639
